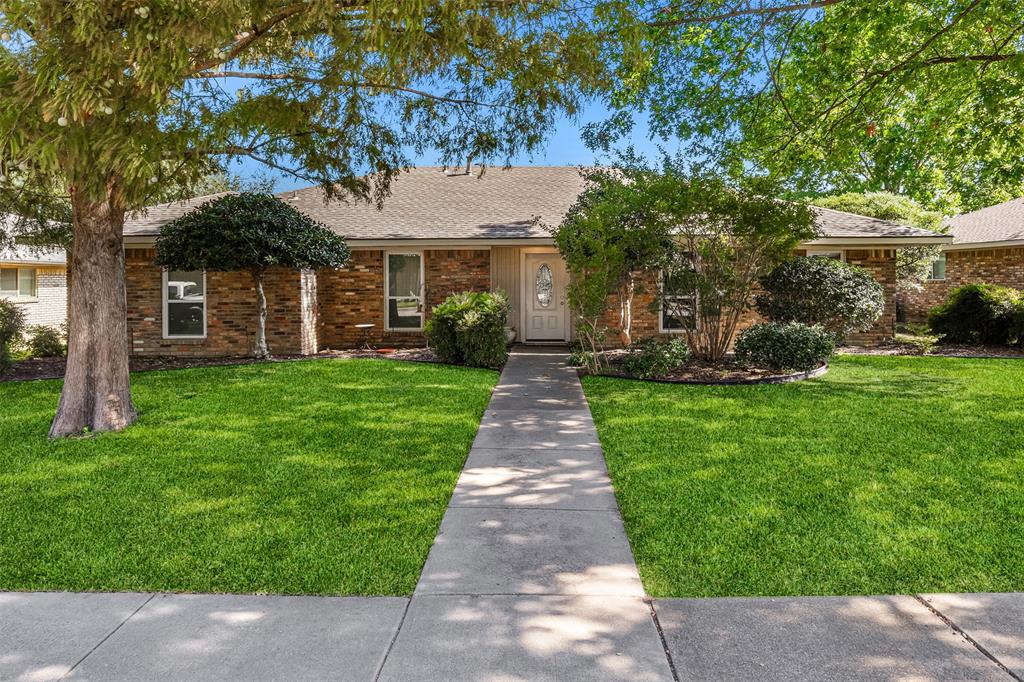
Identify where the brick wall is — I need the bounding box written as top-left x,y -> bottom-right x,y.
125,248 -> 314,357
2,265 -> 67,328
898,247 -> 1024,322
316,248 -> 491,349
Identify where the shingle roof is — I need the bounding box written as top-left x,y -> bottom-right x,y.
947,198 -> 1024,245
123,166 -> 945,243
0,215 -> 66,264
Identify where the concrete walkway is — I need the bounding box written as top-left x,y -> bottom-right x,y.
3,348 -> 1023,680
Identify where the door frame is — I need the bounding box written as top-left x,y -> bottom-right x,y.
519,248 -> 570,343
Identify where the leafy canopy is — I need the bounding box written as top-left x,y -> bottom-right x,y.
154,193 -> 350,272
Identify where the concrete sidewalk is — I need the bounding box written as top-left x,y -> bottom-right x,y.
3,348 -> 1022,680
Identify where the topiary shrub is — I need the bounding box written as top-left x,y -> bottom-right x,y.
620,336 -> 691,379
756,257 -> 884,340
927,284 -> 1022,345
425,291 -> 510,368
734,321 -> 834,372
0,299 -> 27,371
25,324 -> 67,358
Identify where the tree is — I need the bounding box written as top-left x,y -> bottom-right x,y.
812,192 -> 947,290
155,193 -> 348,358
0,2 -> 633,436
549,165 -> 677,354
625,1 -> 1024,211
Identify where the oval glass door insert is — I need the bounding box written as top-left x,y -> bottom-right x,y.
535,263 -> 553,307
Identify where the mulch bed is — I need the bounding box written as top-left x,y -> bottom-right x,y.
586,356 -> 828,385
837,343 -> 1024,359
0,347 -> 443,382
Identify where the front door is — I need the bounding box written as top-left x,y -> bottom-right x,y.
523,253 -> 567,342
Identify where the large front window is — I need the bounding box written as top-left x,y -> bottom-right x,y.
660,270 -> 696,332
386,252 -> 423,330
0,267 -> 37,299
164,270 -> 206,338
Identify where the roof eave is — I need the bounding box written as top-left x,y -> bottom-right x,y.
945,238 -> 1024,251
802,235 -> 954,247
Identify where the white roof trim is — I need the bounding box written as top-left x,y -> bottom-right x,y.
802,236 -> 953,247
945,239 -> 1024,251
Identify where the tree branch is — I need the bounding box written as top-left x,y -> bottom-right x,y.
649,0 -> 843,27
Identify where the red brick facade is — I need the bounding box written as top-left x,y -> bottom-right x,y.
898,247 -> 1024,322
124,245 -> 897,356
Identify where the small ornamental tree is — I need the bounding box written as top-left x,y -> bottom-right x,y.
155,193 -> 350,358
756,257 -> 885,341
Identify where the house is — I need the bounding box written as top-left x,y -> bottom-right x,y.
121,166 -> 950,356
899,198 -> 1024,322
0,244 -> 67,328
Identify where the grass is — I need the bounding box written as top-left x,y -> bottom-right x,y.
582,355 -> 1024,598
0,359 -> 497,596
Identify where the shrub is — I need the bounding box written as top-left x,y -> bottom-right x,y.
756,257 -> 884,340
734,322 -> 834,372
425,291 -> 510,368
620,336 -> 691,379
25,324 -> 67,358
927,284 -> 1022,346
0,299 -> 27,371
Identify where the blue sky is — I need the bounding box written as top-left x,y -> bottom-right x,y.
229,102 -> 669,193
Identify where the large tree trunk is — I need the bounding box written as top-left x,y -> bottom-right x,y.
50,184 -> 138,438
252,270 -> 269,359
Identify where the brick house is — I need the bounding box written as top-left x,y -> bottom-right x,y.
121,166 -> 949,357
899,198 -> 1024,322
0,245 -> 67,329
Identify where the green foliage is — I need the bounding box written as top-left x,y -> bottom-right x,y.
24,324 -> 66,358
0,298 -> 26,370
620,336 -> 690,379
631,1 -> 1024,211
928,284 -> 1023,346
425,291 -> 510,369
756,256 -> 885,340
734,322 -> 834,372
567,347 -> 597,369
812,193 -> 947,289
155,193 -> 350,272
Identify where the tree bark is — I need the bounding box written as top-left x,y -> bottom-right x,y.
253,270 -> 269,358
49,183 -> 138,438
618,276 -> 635,346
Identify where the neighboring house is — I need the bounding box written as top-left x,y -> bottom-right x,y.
0,245 -> 67,328
122,166 -> 949,357
899,198 -> 1024,322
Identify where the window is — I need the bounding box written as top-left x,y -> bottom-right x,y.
928,253 -> 946,280
0,267 -> 37,299
386,252 -> 423,330
804,249 -> 845,261
660,269 -> 696,333
163,270 -> 206,338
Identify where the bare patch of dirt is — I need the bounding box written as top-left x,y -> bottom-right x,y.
1,347 -> 444,382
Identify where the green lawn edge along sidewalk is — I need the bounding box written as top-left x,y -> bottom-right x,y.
583,355 -> 1024,598
0,359 -> 497,596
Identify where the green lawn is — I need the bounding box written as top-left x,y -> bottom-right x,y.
583,356 -> 1024,598
0,359 -> 496,596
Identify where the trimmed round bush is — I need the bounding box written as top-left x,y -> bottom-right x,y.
734,322 -> 834,372
425,291 -> 510,369
0,299 -> 27,371
756,257 -> 884,340
927,284 -> 1022,345
25,324 -> 66,358
621,336 -> 690,379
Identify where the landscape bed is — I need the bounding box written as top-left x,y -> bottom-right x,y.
583,355 -> 1024,598
0,359 -> 497,595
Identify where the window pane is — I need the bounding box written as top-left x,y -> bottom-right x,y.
388,297 -> 421,328
388,254 -> 421,298
167,302 -> 205,336
662,298 -> 694,330
167,271 -> 204,301
0,268 -> 15,293
930,255 -> 946,280
19,268 -> 36,297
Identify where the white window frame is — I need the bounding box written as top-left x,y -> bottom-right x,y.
928,253 -> 947,281
658,269 -> 697,334
0,266 -> 38,301
384,251 -> 425,332
804,248 -> 846,261
162,269 -> 207,339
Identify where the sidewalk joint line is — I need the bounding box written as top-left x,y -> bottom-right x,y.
447,504 -> 618,512
913,594 -> 1021,681
373,596 -> 412,682
646,599 -> 681,682
58,592 -> 157,681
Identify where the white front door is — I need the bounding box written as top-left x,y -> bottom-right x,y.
523,253 -> 567,342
